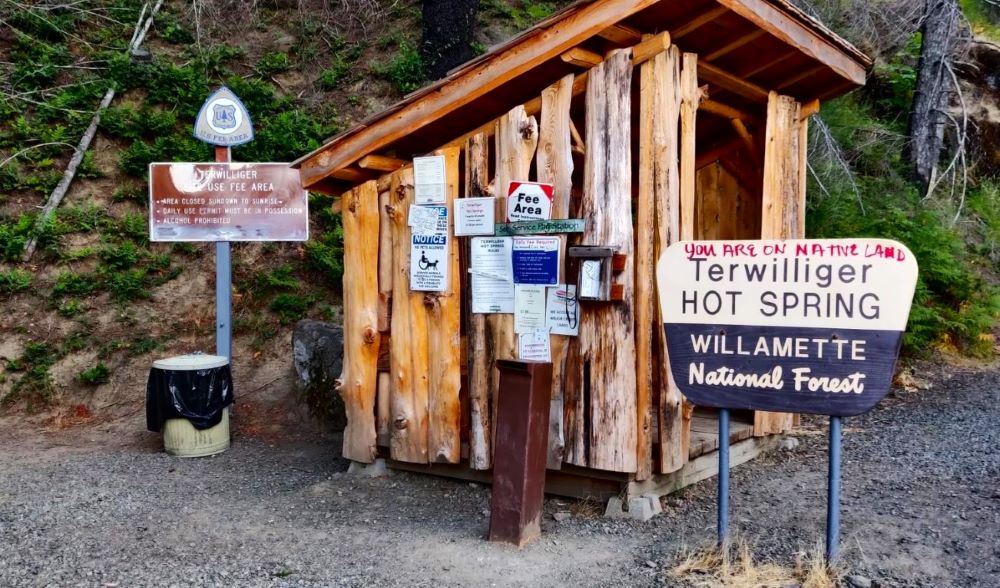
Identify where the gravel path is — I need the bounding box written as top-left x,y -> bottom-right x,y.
1,364 -> 997,587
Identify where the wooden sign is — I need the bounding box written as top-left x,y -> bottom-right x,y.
494,218 -> 585,236
657,239 -> 918,416
506,181 -> 553,222
148,162 -> 308,242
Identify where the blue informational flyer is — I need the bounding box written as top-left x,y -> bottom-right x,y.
512,236 -> 560,285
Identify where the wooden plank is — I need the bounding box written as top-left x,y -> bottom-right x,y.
297,0 -> 662,187
696,163 -> 721,240
336,180 -> 381,463
717,164 -> 740,241
465,133 -> 493,470
652,46 -> 686,475
754,90 -> 802,437
704,29 -> 767,62
680,53 -> 700,242
696,136 -> 743,170
698,60 -> 769,102
359,154 -> 407,172
537,74 -> 575,471
490,105 -> 537,454
714,0 -> 869,86
730,118 -> 760,169
800,98 -> 820,119
388,168 -> 430,463
426,147 -> 462,463
671,6 -> 727,40
376,371 -> 391,447
776,64 -> 827,91
377,190 -> 393,332
561,47 -> 603,68
331,166 -> 376,183
598,22 -> 642,45
699,99 -> 752,122
577,50 -> 637,473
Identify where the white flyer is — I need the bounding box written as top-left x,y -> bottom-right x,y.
414,155 -> 446,204
514,285 -> 547,334
470,237 -> 514,313
409,206 -> 449,292
408,204 -> 443,236
518,330 -> 551,362
454,197 -> 495,236
545,284 -> 579,336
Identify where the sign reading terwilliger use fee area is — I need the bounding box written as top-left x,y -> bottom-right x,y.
148,163 -> 308,242
657,239 -> 918,417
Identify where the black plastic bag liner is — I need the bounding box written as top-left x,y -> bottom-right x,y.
146,354 -> 233,432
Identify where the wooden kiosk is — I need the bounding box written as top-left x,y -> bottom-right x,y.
293,0 -> 871,500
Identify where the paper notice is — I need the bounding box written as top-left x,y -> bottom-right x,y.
414,155 -> 446,204
470,237 -> 514,313
518,330 -> 551,362
408,204 -> 444,236
514,285 -> 547,334
512,236 -> 560,285
454,197 -> 495,236
545,284 -> 579,336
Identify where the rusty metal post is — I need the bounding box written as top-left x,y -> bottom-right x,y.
488,359 -> 552,547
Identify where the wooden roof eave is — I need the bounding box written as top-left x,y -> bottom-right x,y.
293,0 -> 871,191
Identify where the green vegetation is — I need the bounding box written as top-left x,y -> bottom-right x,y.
79,363 -> 110,385
371,41 -> 425,94
4,342 -> 57,408
0,269 -> 32,294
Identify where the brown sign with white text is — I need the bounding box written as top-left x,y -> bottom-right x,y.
148,163 -> 308,242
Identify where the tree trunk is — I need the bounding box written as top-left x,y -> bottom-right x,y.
421,0 -> 480,81
905,0 -> 960,190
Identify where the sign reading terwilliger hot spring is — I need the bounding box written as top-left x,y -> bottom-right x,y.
657,239 -> 918,417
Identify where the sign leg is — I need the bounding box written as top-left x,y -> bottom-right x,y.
718,407 -> 730,545
215,240 -> 232,359
826,415 -> 842,562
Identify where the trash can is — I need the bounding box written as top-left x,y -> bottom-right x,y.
146,354 -> 233,457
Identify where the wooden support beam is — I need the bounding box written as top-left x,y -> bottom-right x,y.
331,167 -> 375,183
631,31 -> 671,66
561,47 -> 603,68
574,49 -> 637,473
598,23 -> 642,45
671,6 -> 727,40
377,190 -> 392,332
800,98 -> 820,119
680,53 -> 700,242
698,60 -> 769,102
776,64 -> 826,91
714,0 -> 868,86
297,0 -> 662,188
358,154 -> 407,172
730,118 -> 760,169
704,29 -> 767,62
536,73 -> 575,471
570,120 -> 586,154
738,50 -> 797,79
465,133 -> 492,471
699,99 -> 753,122
337,180 -> 381,463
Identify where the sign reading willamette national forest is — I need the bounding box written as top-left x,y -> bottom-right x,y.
148,162 -> 308,242
657,239 -> 919,416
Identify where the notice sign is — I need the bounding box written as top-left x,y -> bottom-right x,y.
410,206 -> 449,292
470,237 -> 514,313
149,163 -> 307,242
657,239 -> 918,417
455,197 -> 495,236
506,181 -> 553,222
414,155 -> 447,204
512,236 -> 560,285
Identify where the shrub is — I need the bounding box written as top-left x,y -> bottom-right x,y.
52,271 -> 98,297
257,52 -> 291,76
79,363 -> 110,385
372,41 -> 425,94
270,293 -> 312,324
0,269 -> 32,294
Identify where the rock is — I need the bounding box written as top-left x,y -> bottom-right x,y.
552,511 -> 571,522
645,560 -> 657,568
604,497 -> 628,519
846,575 -> 873,588
292,320 -> 346,430
779,437 -> 800,451
346,458 -> 389,478
642,494 -> 663,516
274,34 -> 297,53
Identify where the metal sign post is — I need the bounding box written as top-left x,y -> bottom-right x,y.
826,415 -> 843,561
717,407 -> 730,545
214,145 -> 232,359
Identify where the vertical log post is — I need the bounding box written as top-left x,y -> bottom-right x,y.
576,50 -> 637,473
755,90 -> 803,436
388,168 -> 431,463
337,181 -> 381,463
647,45 -> 687,475
426,147 -> 463,463
465,133 -> 493,470
376,188 -> 393,446
537,73 -> 575,470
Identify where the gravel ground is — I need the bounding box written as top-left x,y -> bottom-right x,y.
1,364 -> 998,587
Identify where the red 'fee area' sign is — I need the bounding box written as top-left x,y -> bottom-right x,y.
148,162 -> 308,242
656,239 -> 918,417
